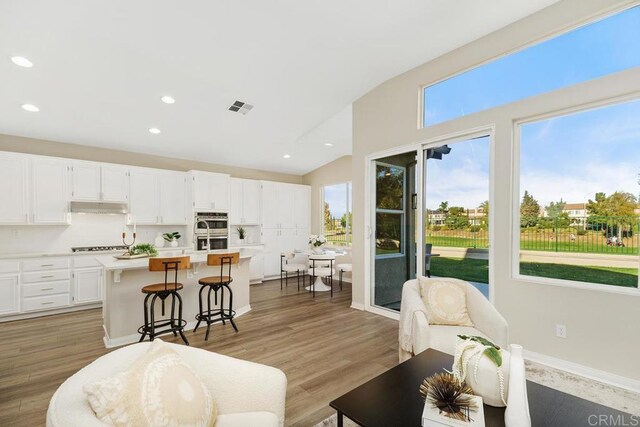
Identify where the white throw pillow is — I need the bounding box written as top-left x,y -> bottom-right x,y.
83,339 -> 217,427
418,276 -> 474,327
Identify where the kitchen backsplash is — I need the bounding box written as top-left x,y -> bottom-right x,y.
0,214 -> 188,254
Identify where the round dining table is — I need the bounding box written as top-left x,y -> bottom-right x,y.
294,248 -> 346,292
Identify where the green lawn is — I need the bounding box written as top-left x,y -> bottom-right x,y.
430,257 -> 638,288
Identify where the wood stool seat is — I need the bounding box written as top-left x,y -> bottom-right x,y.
194,253 -> 240,341
142,282 -> 184,293
198,276 -> 232,285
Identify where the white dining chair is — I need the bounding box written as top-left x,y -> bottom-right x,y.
308,254 -> 336,298
280,252 -> 307,291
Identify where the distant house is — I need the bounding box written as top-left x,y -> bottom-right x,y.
562,203 -> 587,226
427,207 -> 486,227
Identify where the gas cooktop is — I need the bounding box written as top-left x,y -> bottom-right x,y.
71,245 -> 130,253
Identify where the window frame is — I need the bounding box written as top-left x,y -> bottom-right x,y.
419,3 -> 640,129
511,95 -> 640,296
321,181 -> 352,246
374,161 -> 407,259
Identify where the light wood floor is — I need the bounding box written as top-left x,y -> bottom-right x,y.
0,279 -> 399,427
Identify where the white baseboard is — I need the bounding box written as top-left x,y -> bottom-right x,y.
103,305 -> 252,348
524,349 -> 640,394
0,302 -> 101,323
350,302 -> 364,310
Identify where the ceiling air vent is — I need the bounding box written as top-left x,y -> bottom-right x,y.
228,100 -> 254,115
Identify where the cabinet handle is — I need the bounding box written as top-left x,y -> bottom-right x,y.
40,264 -> 54,267
41,287 -> 54,291
41,275 -> 54,278
41,301 -> 54,305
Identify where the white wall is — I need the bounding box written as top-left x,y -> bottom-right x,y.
0,214 -> 187,254
352,0 -> 640,382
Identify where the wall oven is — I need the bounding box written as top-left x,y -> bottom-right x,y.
194,212 -> 228,236
196,236 -> 228,251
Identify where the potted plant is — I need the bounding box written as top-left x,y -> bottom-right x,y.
163,232 -> 181,248
309,234 -> 327,254
236,226 -> 247,244
129,243 -> 158,257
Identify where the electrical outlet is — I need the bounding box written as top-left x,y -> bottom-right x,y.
555,324 -> 567,338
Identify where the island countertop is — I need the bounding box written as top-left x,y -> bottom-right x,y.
96,248 -> 262,271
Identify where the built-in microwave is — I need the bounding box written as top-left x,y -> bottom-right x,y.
196,236 -> 228,251
194,212 -> 228,236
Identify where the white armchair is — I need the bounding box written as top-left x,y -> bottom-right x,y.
399,279 -> 508,362
47,342 -> 287,427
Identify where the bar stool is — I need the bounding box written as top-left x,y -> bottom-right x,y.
194,252 -> 239,341
138,256 -> 191,345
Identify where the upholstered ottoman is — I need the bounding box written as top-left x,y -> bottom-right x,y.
46,342 -> 287,427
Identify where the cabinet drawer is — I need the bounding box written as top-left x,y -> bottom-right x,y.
22,270 -> 70,283
72,257 -> 101,268
22,258 -> 70,272
0,261 -> 20,274
22,280 -> 70,298
22,294 -> 70,312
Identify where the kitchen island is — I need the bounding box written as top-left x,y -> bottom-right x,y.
97,248 -> 260,347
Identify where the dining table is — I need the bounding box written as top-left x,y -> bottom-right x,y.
295,248 -> 346,292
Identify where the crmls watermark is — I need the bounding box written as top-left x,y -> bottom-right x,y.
588,415 -> 640,426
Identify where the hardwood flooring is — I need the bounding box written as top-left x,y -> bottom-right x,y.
0,279 -> 399,426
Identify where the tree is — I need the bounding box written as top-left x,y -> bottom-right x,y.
520,191 -> 541,227
545,198 -> 570,229
340,212 -> 352,228
438,201 -> 449,213
324,202 -> 332,229
587,191 -> 637,238
478,200 -> 489,226
445,206 -> 469,229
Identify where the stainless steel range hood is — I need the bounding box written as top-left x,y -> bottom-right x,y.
70,201 -> 128,214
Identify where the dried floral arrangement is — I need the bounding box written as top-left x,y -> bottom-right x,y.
419,372 -> 477,421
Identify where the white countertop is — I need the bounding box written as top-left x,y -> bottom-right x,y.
0,246 -> 193,260
96,248 -> 262,271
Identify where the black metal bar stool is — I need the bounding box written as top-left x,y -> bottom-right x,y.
138,256 -> 191,345
193,252 -> 240,341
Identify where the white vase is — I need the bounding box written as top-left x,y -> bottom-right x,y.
170,238 -> 178,248
239,238 -> 245,245
313,247 -> 324,254
504,344 -> 531,427
154,233 -> 165,248
463,347 -> 510,407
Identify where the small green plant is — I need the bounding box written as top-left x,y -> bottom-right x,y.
130,243 -> 158,256
163,231 -> 181,242
236,226 -> 247,239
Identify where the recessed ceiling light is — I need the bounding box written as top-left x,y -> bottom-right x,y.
283,154 -> 291,159
11,56 -> 33,68
149,128 -> 161,134
21,104 -> 39,112
161,96 -> 175,104
324,143 -> 334,147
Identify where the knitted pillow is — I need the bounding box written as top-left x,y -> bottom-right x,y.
418,276 -> 474,326
84,339 -> 217,427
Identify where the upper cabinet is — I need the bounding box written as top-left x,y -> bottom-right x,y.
229,178 -> 261,225
31,157 -> 70,224
190,171 -> 230,211
261,181 -> 310,230
129,168 -> 188,225
0,152 -> 29,224
71,161 -> 128,202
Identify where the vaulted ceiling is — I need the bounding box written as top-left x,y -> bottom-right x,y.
0,0 -> 558,174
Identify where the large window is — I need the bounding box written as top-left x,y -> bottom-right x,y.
423,6 -> 640,127
517,99 -> 640,289
322,182 -> 352,245
375,163 -> 406,257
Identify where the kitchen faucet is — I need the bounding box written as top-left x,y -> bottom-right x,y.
194,218 -> 211,254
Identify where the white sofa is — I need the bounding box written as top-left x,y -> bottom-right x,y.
399,279 -> 508,361
46,342 -> 287,427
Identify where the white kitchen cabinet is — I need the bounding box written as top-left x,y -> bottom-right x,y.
0,152 -> 29,224
72,161 -> 129,202
261,228 -> 300,278
71,161 -> 102,201
73,268 -> 103,304
129,168 -> 160,224
261,181 -> 280,229
31,157 -> 70,224
230,178 -> 261,225
250,255 -> 264,283
191,171 -> 230,211
159,171 -> 188,225
101,165 -> 129,202
293,185 -> 311,229
0,275 -> 20,315
277,186 -> 294,229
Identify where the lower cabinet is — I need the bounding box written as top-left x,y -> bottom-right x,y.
0,275 -> 20,315
73,268 -> 103,304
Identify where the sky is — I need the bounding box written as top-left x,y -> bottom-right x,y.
422,5 -> 640,210
324,182 -> 351,218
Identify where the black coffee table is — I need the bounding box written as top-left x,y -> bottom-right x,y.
330,349 -> 631,427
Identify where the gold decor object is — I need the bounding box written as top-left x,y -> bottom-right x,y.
419,372 -> 477,422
